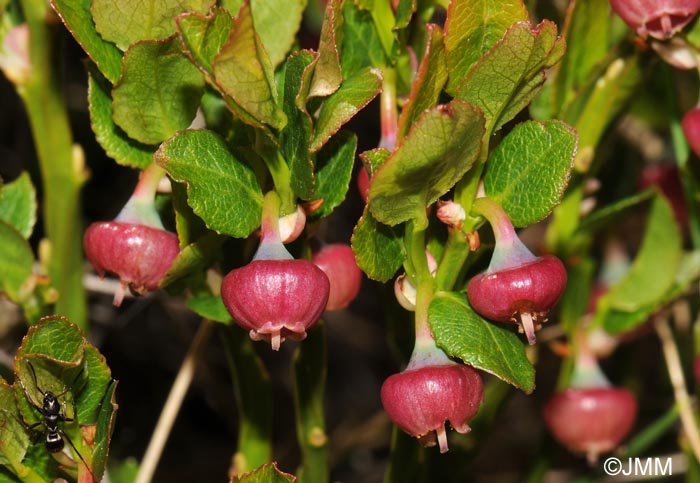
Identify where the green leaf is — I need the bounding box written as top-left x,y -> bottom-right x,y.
351,206 -> 404,282
549,0 -> 612,115
484,120 -> 577,227
88,68 -> 155,169
429,292 -> 535,393
13,317 -> 116,483
91,379 -> 118,481
340,0 -> 386,75
396,24 -> 447,141
0,172 -> 36,239
579,188 -> 656,233
213,2 -> 287,130
112,36 -> 205,145
50,0 -> 123,83
176,7 -> 234,75
220,0 -> 244,14
355,0 -> 396,60
155,129 -> 263,237
186,295 -> 232,323
251,0 -> 305,68
310,67 -> 382,153
562,56 -> 642,172
394,0 -> 415,29
91,0 -> 214,50
368,101 -> 484,226
308,0 -> 343,98
0,220 -> 34,302
443,0 -> 528,95
600,194 -> 682,333
455,20 -> 564,134
0,382 -> 30,469
14,317 -> 86,427
161,232 -> 226,286
76,345 -> 113,423
359,148 -> 389,175
281,50 -> 316,200
233,463 -> 296,483
310,131 -> 357,220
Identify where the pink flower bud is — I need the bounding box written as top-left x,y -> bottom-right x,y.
682,107 -> 700,157
437,200 -> 466,229
0,24 -> 31,85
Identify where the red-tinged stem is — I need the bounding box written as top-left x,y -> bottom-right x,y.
132,163 -> 166,201
471,197 -> 536,272
379,67 -> 398,151
569,332 -> 611,389
254,191 -> 293,261
115,164 -> 167,228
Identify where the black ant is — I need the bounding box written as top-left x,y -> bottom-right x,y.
19,360 -> 96,482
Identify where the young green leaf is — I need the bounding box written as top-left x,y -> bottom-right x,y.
281,50 -> 317,200
355,0 -> 396,60
91,379 -> 118,482
429,292 -> 535,393
549,0 -> 612,115
396,24 -> 447,141
0,172 -> 36,240
87,68 -> 155,169
359,148 -> 390,175
310,131 -> 357,220
483,119 -> 577,227
444,0 -> 528,95
310,67 -> 382,153
186,295 -> 232,323
340,0 -> 387,75
91,0 -> 214,50
599,194 -> 682,333
0,220 -> 33,303
155,129 -> 263,238
232,462 -> 296,483
394,0 -> 416,29
309,0 -> 343,98
177,7 -> 234,76
250,0 -> 305,68
112,37 -> 205,145
351,207 -> 404,282
455,20 -> 564,135
369,101 -> 484,226
213,2 -> 287,130
50,0 -> 123,83
561,56 -> 642,172
160,233 -> 226,287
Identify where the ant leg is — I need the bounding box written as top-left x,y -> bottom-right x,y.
57,428 -> 96,483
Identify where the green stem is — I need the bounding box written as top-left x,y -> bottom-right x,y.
383,427 -> 422,483
292,322 -> 328,483
220,326 -> 273,475
662,62 -> 700,249
256,132 -> 295,215
19,0 -> 87,328
622,404 -> 680,457
434,230 -> 470,291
